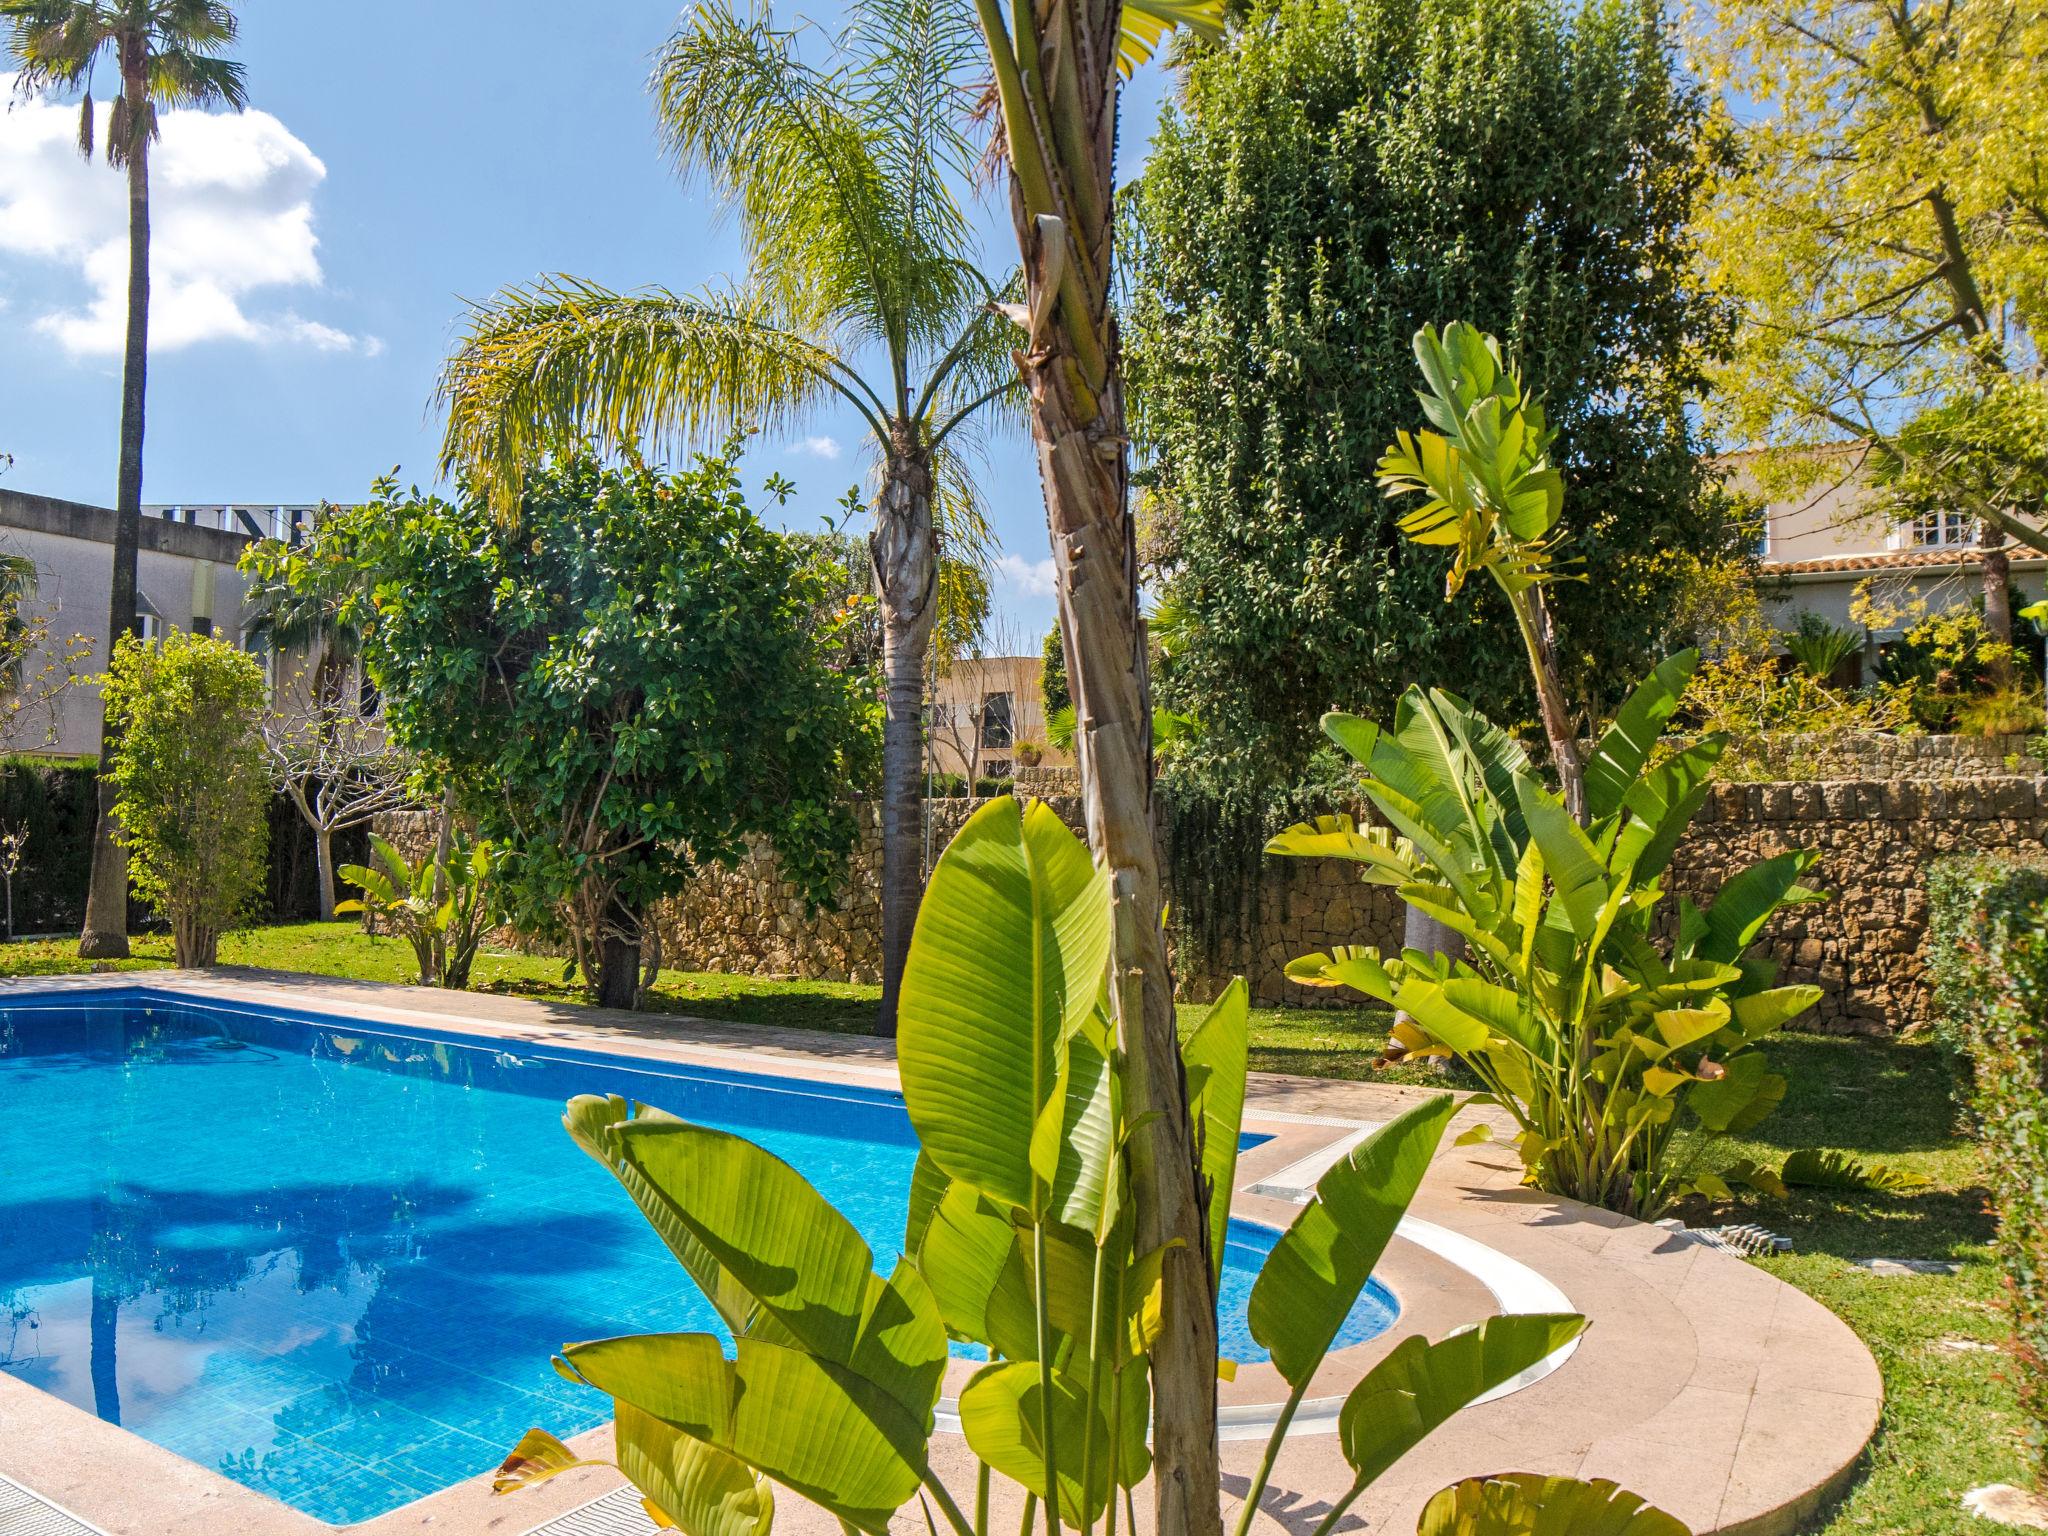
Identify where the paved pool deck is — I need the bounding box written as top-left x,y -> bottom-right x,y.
0,969 -> 1881,1536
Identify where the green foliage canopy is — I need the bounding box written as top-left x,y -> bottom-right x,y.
334,452 -> 879,1002
1128,0 -> 1740,789
100,630 -> 270,966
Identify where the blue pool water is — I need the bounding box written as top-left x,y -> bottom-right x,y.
0,988 -> 1398,1525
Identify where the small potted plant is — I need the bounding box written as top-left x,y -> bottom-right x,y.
1014,738 -> 1044,767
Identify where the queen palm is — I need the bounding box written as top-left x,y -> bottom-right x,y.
439,0 -> 1015,1034
2,0 -> 247,960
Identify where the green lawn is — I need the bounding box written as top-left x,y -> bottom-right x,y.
0,921 -> 2023,1531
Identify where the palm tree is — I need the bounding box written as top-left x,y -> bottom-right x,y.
439,0 -> 1015,1032
963,0 -> 1229,1528
2,0 -> 247,959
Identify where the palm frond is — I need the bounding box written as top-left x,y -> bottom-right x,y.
928,436 -> 998,583
437,276 -> 857,499
922,267 -> 1026,442
652,1 -> 981,370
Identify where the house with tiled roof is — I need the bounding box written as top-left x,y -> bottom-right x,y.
1729,444 -> 2047,679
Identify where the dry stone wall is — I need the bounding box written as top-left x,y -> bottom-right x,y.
407,746 -> 2048,1035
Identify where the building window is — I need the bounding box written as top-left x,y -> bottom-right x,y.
984,759 -> 1013,780
980,691 -> 1014,750
137,614 -> 161,644
1911,508 -> 1972,548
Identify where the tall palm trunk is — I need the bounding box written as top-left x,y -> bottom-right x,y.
81,58 -> 149,961
872,437 -> 936,1037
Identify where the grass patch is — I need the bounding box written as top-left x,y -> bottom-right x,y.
0,922 -> 2026,1527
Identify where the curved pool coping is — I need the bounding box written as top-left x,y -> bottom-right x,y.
0,971 -> 1881,1536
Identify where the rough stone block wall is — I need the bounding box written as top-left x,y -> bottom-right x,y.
414,761 -> 2048,1036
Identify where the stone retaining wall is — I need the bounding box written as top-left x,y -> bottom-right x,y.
643,776 -> 2048,1034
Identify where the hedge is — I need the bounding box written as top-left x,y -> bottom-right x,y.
0,757 -> 367,935
1930,853 -> 2048,1482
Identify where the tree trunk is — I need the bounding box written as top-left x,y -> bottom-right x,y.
597,929 -> 640,1011
872,441 -> 937,1038
80,74 -> 152,961
173,915 -> 218,969
1517,586 -> 1587,822
315,824 -> 337,922
1024,334 -> 1224,1536
978,0 -> 1224,1521
1981,520 -> 2014,685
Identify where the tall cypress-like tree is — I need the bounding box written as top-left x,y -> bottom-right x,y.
1,0 -> 248,959
1129,0 -> 1738,791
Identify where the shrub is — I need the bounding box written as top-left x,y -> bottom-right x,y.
336,831 -> 495,989
1678,647 -> 1913,779
1930,854 -> 2048,1483
100,632 -> 271,966
972,773 -> 1014,796
1274,325 -> 1823,1218
923,770 -> 969,798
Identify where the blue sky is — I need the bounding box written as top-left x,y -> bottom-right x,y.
0,2 -> 1179,644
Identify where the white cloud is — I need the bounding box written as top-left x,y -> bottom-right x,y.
0,82 -> 376,357
797,435 -> 843,460
996,553 -> 1059,598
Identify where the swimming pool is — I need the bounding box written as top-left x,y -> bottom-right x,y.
0,987 -> 1399,1525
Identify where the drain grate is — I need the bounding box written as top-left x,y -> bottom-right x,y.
0,1474 -> 112,1536
521,1485 -> 663,1536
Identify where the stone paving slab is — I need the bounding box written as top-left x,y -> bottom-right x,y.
0,970 -> 1881,1536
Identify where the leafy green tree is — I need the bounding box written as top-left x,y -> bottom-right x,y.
344,452 -> 878,1011
437,0 -> 1014,1038
100,629 -> 270,966
1040,617 -> 1070,718
1,0 -> 248,960
1697,0 -> 2048,648
1128,0 -> 1738,793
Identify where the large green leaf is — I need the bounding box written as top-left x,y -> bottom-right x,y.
1416,1474 -> 1691,1535
613,1403 -> 776,1536
1584,652 -> 1700,821
1610,739 -> 1723,883
568,1342 -> 916,1535
898,797 -> 1111,1213
918,1183 -> 1039,1360
1338,1314 -> 1586,1486
610,1117 -> 947,1423
1249,1095 -> 1457,1385
1691,850 -> 1823,964
1184,978 -> 1249,1282
563,1096 -> 766,1340
1265,814 -> 1417,886
957,1359 -> 1147,1528
1048,1032 -> 1119,1237
1685,1052 -> 1787,1134
1514,779 -> 1609,939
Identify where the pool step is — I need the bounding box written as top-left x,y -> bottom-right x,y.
0,1474 -> 112,1536
520,1485 -> 662,1536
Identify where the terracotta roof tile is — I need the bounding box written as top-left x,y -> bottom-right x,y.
1766,547 -> 2048,575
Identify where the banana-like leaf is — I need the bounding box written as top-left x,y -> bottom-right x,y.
1417,1474 -> 1691,1535
1249,1095 -> 1456,1385
1338,1314 -> 1586,1486
609,1117 -> 947,1423
1322,711 -> 1382,769
1439,977 -> 1547,1057
1265,814 -> 1417,886
493,1427 -> 610,1494
899,797 -> 1111,1214
1184,978 -> 1250,1283
904,1150 -> 950,1258
1115,0 -> 1224,77
1728,985 -> 1822,1041
564,1096 -> 769,1341
1690,850 -> 1823,964
613,1403 -> 776,1536
1610,739 -> 1723,884
1780,1147 -> 1930,1194
1584,652 -> 1700,821
1048,1032 -> 1119,1237
1285,946 -> 1397,999
918,1183 -> 1040,1361
1514,779 -> 1609,939
957,1359 -> 1148,1527
1429,687 -> 1533,870
1685,1052 -> 1786,1135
